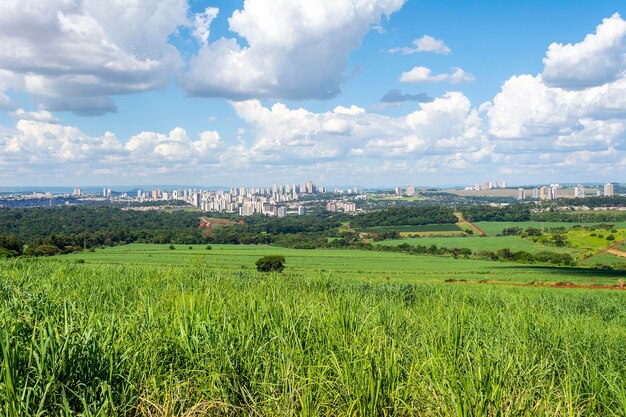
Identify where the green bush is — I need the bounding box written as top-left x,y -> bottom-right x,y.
255,255 -> 286,273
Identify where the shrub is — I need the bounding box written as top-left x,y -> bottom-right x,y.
169,245 -> 175,250
206,245 -> 212,250
255,255 -> 286,273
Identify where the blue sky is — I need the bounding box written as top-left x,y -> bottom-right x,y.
0,0 -> 625,187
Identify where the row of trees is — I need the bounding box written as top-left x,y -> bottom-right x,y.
352,206 -> 457,227
460,204 -> 531,222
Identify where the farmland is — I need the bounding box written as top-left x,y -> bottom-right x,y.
1,255 -> 626,416
474,220 -> 626,236
59,243 -> 623,285
376,235 -> 582,255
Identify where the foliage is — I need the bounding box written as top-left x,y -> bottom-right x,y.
353,206 -> 457,227
255,255 -> 286,272
460,204 -> 531,222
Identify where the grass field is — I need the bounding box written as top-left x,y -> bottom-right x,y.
357,224 -> 462,234
565,228 -> 626,251
59,243 -> 624,286
475,221 -> 626,236
1,258 -> 625,416
581,252 -> 626,268
376,235 -> 582,255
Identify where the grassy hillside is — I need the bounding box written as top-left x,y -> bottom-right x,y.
1,259 -> 625,416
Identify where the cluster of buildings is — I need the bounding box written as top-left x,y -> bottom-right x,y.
516,183 -> 616,200
466,181 -> 508,191
394,185 -> 417,197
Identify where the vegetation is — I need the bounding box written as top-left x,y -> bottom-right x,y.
255,255 -> 286,272
1,259 -> 625,415
352,206 -> 457,227
357,224 -> 461,233
460,204 -> 531,222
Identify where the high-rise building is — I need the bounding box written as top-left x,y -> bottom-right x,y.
72,188 -> 81,196
604,183 -> 614,197
395,187 -> 402,196
326,202 -> 337,212
517,188 -> 525,200
343,202 -> 356,212
406,185 -> 416,197
539,186 -> 551,201
533,188 -> 539,199
574,185 -> 585,198
297,206 -> 306,215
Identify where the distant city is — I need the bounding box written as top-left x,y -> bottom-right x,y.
0,180 -> 622,214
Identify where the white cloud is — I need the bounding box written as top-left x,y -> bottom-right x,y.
231,93 -> 485,165
543,13 -> 626,89
0,120 -> 222,182
192,7 -> 219,46
181,0 -> 406,100
10,108 -> 60,123
400,66 -> 475,84
0,0 -> 188,115
389,35 -> 451,55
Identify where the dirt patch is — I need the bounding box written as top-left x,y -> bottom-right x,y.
607,249 -> 626,258
444,279 -> 626,291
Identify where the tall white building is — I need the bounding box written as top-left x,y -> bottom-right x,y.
604,183 -> 614,197
574,185 -> 585,198
517,188 -> 525,200
406,185 -> 416,197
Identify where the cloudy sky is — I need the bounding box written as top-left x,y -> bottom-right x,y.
0,0 -> 625,187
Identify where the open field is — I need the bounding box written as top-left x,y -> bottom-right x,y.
565,228 -> 626,251
475,221 -> 626,236
376,235 -> 583,255
581,252 -> 626,268
1,258 -> 626,416
58,243 -> 624,286
357,224 -> 462,234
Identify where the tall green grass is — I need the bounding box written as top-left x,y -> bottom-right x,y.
1,259 -> 625,416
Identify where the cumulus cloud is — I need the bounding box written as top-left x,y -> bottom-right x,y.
181,0 -> 406,100
400,66 -> 475,84
389,35 -> 451,55
483,14 -> 626,178
231,93 -> 485,165
192,7 -> 219,46
542,13 -> 626,89
0,120 -> 222,181
0,0 -> 188,115
10,108 -> 60,123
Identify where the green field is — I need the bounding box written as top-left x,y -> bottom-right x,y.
565,228 -> 626,251
58,243 -> 623,286
581,252 -> 626,268
475,221 -> 626,236
1,257 -> 625,416
376,235 -> 582,255
357,224 -> 461,233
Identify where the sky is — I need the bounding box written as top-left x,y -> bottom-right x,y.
0,0 -> 625,188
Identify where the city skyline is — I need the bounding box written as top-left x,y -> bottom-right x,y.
0,1 -> 625,186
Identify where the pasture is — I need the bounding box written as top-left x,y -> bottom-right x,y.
1,258 -> 625,416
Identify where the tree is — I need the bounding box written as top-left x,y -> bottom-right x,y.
255,255 -> 286,273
